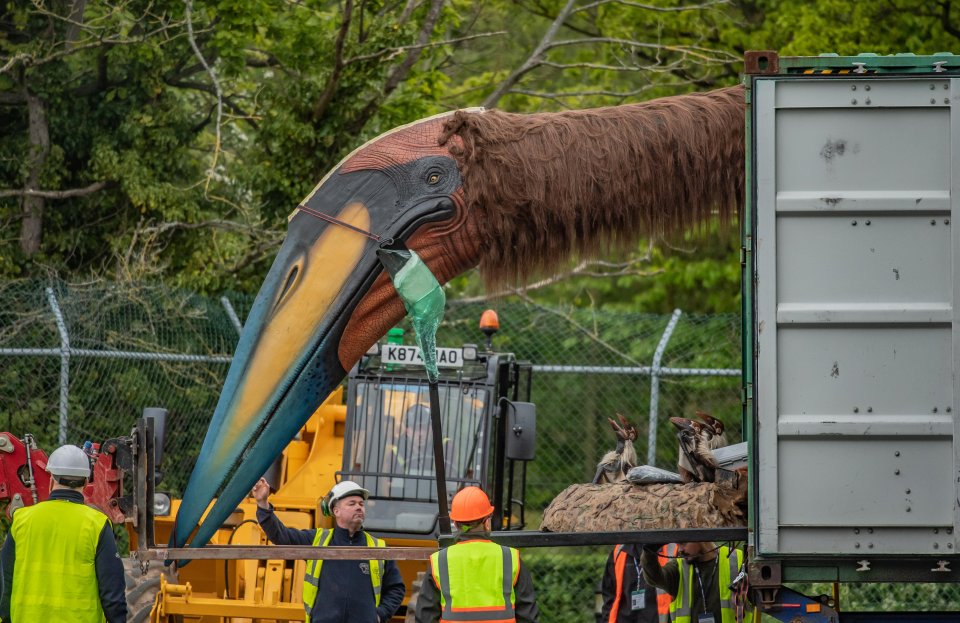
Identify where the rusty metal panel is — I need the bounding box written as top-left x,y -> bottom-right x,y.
752,76 -> 959,557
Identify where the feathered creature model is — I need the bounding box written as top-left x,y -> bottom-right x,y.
695,410 -> 728,450
172,86 -> 747,549
593,414 -> 639,484
670,416 -> 720,483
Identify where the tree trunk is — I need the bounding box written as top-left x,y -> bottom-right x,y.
20,90 -> 49,256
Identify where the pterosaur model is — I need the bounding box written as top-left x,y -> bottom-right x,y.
173,86 -> 746,548
593,414 -> 640,484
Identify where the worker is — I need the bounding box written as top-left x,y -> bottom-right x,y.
390,404 -> 434,474
415,486 -> 539,623
0,444 -> 127,622
601,543 -> 676,622
252,477 -> 405,623
639,541 -> 744,623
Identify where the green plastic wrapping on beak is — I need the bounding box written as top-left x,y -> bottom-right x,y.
376,243 -> 446,383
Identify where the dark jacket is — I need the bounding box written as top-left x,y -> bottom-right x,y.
0,489 -> 128,623
256,504 -> 405,623
601,544 -> 659,623
414,532 -> 539,623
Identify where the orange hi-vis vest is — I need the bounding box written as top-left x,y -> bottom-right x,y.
657,544 -> 678,620
609,544 -> 675,623
430,539 -> 520,623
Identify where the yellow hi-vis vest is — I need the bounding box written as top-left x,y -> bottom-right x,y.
669,546 -> 743,623
429,539 -> 520,623
302,529 -> 385,616
10,499 -> 109,623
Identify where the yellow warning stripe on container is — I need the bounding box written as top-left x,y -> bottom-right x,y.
802,69 -> 877,74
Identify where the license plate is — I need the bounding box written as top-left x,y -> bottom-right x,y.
381,345 -> 464,368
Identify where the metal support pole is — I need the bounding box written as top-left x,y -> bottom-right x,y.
46,288 -> 70,445
136,526 -> 749,561
428,382 -> 451,536
220,296 -> 244,336
134,417 -> 157,551
647,309 -> 682,466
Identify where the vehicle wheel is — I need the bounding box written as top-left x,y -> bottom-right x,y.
404,571 -> 426,623
124,557 -> 177,623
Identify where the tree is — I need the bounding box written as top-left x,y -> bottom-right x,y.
0,0 -> 481,289
3,0 -> 959,309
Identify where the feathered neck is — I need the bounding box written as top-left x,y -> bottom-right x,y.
439,85 -> 745,288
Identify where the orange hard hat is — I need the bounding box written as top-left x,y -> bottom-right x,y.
449,486 -> 494,523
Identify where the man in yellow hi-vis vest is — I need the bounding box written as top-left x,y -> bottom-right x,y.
415,486 -> 539,623
253,478 -> 405,623
639,541 -> 744,623
0,444 -> 127,623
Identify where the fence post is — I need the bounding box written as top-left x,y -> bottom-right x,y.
220,296 -> 243,337
46,287 -> 70,445
647,309 -> 682,466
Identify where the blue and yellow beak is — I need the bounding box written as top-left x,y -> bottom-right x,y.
172,113 -> 473,548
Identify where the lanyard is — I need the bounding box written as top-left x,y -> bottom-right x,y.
633,557 -> 642,592
693,557 -> 718,614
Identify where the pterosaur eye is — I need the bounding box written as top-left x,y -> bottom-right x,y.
427,172 -> 441,185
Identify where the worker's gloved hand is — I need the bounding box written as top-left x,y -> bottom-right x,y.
642,542 -> 666,554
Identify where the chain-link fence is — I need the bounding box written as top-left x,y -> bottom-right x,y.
0,281 -> 246,494
1,279 -> 957,620
0,281 -> 740,496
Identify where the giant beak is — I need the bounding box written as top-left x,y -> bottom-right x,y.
172,115 -> 466,548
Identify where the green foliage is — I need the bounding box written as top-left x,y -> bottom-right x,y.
522,548 -> 608,623
1,0 -> 456,290
4,0 -> 960,310
737,0 -> 960,56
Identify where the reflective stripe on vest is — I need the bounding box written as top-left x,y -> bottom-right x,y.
430,540 -> 520,623
10,499 -> 108,623
669,547 -> 743,623
302,529 -> 385,615
657,544 -> 678,623
609,545 -> 627,623
609,545 -> 673,623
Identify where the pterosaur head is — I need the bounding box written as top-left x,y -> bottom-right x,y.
695,410 -> 724,436
174,85 -> 746,547
670,416 -> 706,437
173,110 -> 486,548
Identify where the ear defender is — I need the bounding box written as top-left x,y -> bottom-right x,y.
321,493 -> 333,517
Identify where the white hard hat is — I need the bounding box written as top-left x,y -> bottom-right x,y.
46,445 -> 91,478
329,480 -> 368,508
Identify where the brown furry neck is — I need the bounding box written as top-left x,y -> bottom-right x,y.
439,85 -> 745,289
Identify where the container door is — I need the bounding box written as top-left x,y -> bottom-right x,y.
752,76 -> 959,556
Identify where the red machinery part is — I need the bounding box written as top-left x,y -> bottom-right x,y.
0,434 -> 124,524
0,433 -> 51,517
84,442 -> 125,524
